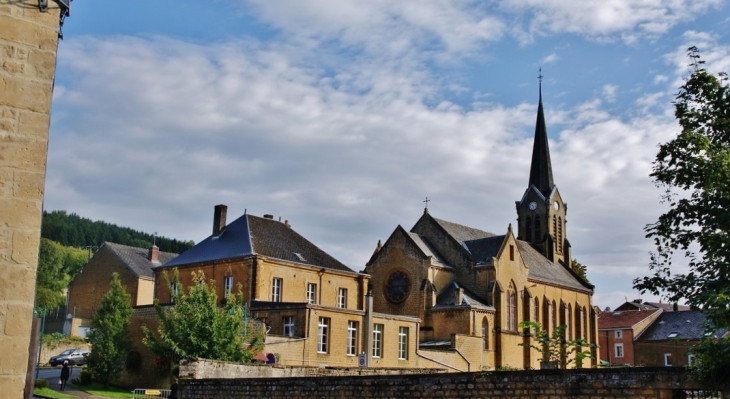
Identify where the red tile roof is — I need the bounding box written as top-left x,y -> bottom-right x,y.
598,309 -> 660,329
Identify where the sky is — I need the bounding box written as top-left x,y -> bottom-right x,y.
46,0 -> 730,311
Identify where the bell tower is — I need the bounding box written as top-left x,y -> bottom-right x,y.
515,73 -> 570,266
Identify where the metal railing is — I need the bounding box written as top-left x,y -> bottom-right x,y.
131,388 -> 171,399
675,390 -> 723,399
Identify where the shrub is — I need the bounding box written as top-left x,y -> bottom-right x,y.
74,366 -> 93,385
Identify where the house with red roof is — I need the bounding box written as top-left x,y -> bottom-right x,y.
597,308 -> 662,366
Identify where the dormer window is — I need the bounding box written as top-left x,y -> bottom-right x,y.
667,332 -> 679,338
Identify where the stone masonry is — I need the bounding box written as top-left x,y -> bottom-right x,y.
0,1 -> 61,397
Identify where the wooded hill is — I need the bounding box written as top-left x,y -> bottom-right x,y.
42,210 -> 194,254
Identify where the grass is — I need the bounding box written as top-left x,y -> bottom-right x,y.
71,383 -> 135,398
32,387 -> 76,399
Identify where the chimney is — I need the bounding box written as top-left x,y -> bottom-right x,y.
213,204 -> 228,237
633,299 -> 643,304
263,214 -> 274,219
673,302 -> 679,312
148,245 -> 160,264
284,220 -> 291,228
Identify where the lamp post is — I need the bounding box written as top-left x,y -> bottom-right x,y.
34,307 -> 47,379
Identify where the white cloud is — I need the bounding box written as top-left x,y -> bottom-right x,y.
602,84 -> 618,103
501,0 -> 722,43
540,53 -> 559,64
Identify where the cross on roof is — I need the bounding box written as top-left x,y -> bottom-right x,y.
424,197 -> 431,209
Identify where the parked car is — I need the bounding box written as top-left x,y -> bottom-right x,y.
49,349 -> 90,367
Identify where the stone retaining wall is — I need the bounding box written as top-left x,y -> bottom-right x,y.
181,367 -> 722,399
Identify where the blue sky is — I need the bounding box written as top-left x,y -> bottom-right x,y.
46,1 -> 730,310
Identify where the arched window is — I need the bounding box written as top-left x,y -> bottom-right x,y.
526,216 -> 532,242
567,304 -> 573,341
553,214 -> 557,242
558,216 -> 563,253
534,297 -> 540,323
482,317 -> 489,350
551,300 -> 557,335
507,283 -> 517,331
575,306 -> 582,340
534,215 -> 541,242
583,307 -> 588,340
543,298 -> 550,332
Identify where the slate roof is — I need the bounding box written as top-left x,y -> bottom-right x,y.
615,301 -> 690,312
161,213 -> 354,273
636,311 -> 728,341
408,233 -> 447,266
598,309 -> 660,330
516,241 -> 592,292
434,281 -> 491,308
528,85 -> 555,198
432,217 -> 495,243
103,242 -> 178,278
464,235 -> 505,262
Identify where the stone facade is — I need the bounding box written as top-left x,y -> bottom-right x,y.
180,368 -> 719,399
0,1 -> 61,397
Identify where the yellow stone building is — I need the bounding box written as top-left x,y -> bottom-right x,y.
364,86 -> 598,370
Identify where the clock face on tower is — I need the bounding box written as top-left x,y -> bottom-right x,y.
553,202 -> 559,210
528,201 -> 537,210
385,270 -> 411,304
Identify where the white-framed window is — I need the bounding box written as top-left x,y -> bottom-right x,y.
398,327 -> 408,360
272,278 -> 282,302
372,324 -> 383,358
615,330 -> 622,339
317,317 -> 330,354
307,283 -> 317,304
347,321 -> 358,356
283,316 -> 294,337
615,343 -> 624,358
664,353 -> 672,366
224,276 -> 233,298
338,288 -> 347,308
688,354 -> 696,366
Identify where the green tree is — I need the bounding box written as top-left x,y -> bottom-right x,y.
35,239 -> 89,309
570,258 -> 590,283
86,273 -> 133,388
634,47 -> 730,382
142,270 -> 263,370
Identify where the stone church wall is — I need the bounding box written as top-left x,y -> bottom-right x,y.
180,367 -> 718,399
0,1 -> 61,397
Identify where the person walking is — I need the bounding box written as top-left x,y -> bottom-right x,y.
59,360 -> 70,391
169,378 -> 178,399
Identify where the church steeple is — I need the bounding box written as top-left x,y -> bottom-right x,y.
528,74 -> 554,198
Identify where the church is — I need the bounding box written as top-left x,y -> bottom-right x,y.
364,83 -> 598,370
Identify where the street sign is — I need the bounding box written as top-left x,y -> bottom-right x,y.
358,353 -> 366,368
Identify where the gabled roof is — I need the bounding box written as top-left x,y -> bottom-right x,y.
431,217 -> 495,243
615,301 -> 690,312
636,311 -> 728,342
516,241 -> 592,292
598,309 -> 661,330
408,232 -> 448,266
434,281 -> 491,308
463,235 -> 505,263
103,242 -> 178,278
161,213 -> 354,273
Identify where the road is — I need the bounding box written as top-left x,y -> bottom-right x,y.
37,366 -> 81,382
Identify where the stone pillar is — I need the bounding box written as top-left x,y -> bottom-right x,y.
0,1 -> 61,397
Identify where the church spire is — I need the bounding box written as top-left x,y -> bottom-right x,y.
528,70 -> 554,198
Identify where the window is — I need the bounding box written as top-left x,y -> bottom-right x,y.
338,288 -> 347,308
553,215 -> 557,243
615,343 -> 624,358
170,283 -> 178,302
551,300 -> 557,334
372,324 -> 383,358
534,215 -> 541,241
347,321 -> 358,356
664,353 -> 672,366
398,327 -> 409,360
482,317 -> 489,350
688,355 -> 696,366
307,283 -> 317,304
509,245 -> 514,261
283,316 -> 294,337
526,216 -> 532,242
558,216 -> 563,253
224,276 -> 233,298
272,278 -> 282,302
317,317 -> 330,353
567,305 -> 572,340
507,283 -> 517,331
615,330 -> 623,339
533,297 -> 540,323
